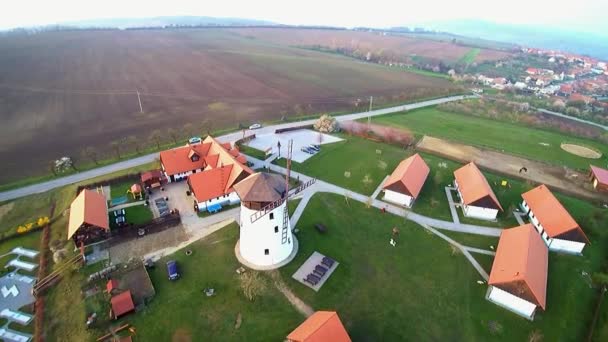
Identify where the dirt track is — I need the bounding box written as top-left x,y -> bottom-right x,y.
417,136 -> 607,202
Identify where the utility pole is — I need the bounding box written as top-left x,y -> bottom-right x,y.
368,95 -> 373,112
136,89 -> 143,113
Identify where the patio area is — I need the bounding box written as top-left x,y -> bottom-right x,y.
244,129 -> 343,163
291,251 -> 339,292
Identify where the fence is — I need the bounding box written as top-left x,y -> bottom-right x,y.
275,124 -> 314,134
75,173 -> 141,195
108,213 -> 181,247
235,134 -> 256,146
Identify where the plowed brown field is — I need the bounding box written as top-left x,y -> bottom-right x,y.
0,28 -> 460,183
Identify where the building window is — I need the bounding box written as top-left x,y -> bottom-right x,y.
274,226 -> 278,233
264,249 -> 269,255
269,213 -> 274,220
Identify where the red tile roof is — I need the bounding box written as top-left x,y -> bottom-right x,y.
188,165 -> 235,202
522,185 -> 589,242
140,169 -> 162,183
590,165 -> 608,185
160,143 -> 210,176
453,163 -> 503,211
67,189 -> 109,240
111,290 -> 135,319
383,154 -> 430,199
287,311 -> 351,342
489,224 -> 548,309
106,279 -> 118,293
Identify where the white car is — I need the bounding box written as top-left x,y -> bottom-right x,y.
249,123 -> 262,130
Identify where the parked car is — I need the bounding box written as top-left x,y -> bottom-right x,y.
301,147 -> 315,154
248,123 -> 262,130
166,260 -> 180,280
188,137 -> 202,145
309,145 -> 320,152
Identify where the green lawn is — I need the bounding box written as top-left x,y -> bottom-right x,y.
276,134 -> 408,195
403,67 -> 451,80
129,224 -> 303,341
459,48 -> 481,64
110,180 -> 140,201
238,144 -> 268,160
372,107 -> 608,170
110,204 -> 154,228
281,192 -> 606,341
441,231 -> 500,250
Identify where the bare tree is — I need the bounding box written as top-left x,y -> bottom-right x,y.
49,161 -> 57,176
199,119 -> 211,136
82,147 -> 98,165
166,128 -> 179,144
110,140 -> 122,159
149,129 -> 163,149
127,135 -> 141,154
183,123 -> 194,138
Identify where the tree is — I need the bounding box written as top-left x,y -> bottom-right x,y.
127,135 -> 141,154
313,114 -> 339,133
183,123 -> 194,138
110,140 -> 122,159
82,147 -> 98,165
49,161 -> 57,176
199,119 -> 211,136
149,129 -> 163,149
167,128 -> 179,144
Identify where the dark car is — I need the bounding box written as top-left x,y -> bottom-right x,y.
166,260 -> 180,280
309,144 -> 320,152
301,147 -> 315,154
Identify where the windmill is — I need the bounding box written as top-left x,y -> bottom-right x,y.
234,140 -> 315,268
249,140 -> 315,231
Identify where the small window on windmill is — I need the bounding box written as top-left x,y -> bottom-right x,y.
274,226 -> 278,233
269,213 -> 274,220
264,249 -> 269,255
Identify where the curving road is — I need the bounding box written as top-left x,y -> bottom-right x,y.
0,94 -> 475,202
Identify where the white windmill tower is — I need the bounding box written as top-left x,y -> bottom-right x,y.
233,140 -> 315,269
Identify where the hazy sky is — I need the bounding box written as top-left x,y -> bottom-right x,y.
2,0 -> 607,34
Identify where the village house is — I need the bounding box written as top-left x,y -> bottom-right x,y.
159,135 -> 247,183
589,165 -> 608,192
67,189 -> 110,247
287,311 -> 351,342
382,153 -> 429,208
161,136 -> 254,211
140,169 -> 163,189
487,224 -> 548,320
453,162 -> 503,220
521,185 -> 589,254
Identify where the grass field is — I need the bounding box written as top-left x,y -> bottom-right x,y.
238,144 -> 268,160
128,224 -> 303,341
281,192 -> 606,341
459,48 -> 481,64
0,28 -> 461,184
372,107 -> 608,170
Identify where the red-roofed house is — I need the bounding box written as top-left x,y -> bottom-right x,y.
159,136 -> 249,183
590,165 -> 608,192
110,290 -> 135,319
487,224 -> 548,320
382,154 -> 430,207
106,279 -> 119,294
287,311 -> 351,342
68,189 -> 110,247
521,185 -> 589,254
453,163 -> 503,220
526,67 -> 539,75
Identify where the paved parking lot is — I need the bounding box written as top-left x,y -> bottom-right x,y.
245,129 -> 343,163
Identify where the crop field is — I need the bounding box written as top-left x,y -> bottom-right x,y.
230,28 -> 512,63
0,28 -> 461,184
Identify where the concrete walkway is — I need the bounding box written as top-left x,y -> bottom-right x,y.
513,211 -> 527,225
0,95 -> 475,202
444,186 -> 460,224
371,175 -> 389,200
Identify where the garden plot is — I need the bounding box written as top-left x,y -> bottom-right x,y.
245,129 -> 343,163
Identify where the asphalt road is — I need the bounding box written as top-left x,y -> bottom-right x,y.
0,94 -> 474,202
